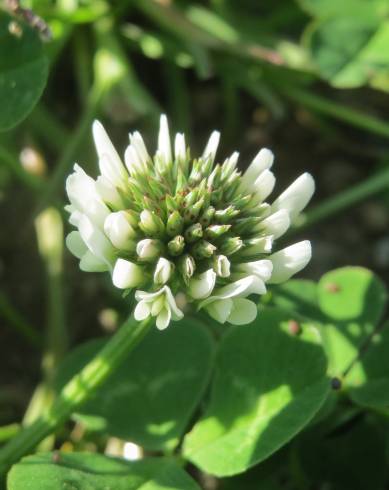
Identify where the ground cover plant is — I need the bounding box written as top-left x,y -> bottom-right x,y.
1,0 -> 389,489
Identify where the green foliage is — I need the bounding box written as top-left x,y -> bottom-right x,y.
317,267 -> 387,375
7,453 -> 200,490
347,320 -> 389,408
300,0 -> 389,91
55,319 -> 214,451
298,417 -> 387,490
2,0 -> 389,488
274,267 -> 388,377
183,308 -> 329,476
0,12 -> 48,131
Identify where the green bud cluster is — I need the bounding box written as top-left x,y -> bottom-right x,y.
114,145 -> 270,293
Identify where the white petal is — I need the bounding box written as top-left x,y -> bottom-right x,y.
154,258 -> 173,285
174,133 -> 186,162
228,298 -> 258,325
157,115 -> 172,165
92,120 -> 125,181
96,176 -> 124,209
164,286 -> 184,320
269,240 -> 312,284
151,295 -> 165,316
252,170 -> 276,201
104,212 -> 136,251
112,258 -> 144,289
206,298 -> 233,324
66,164 -> 109,227
135,289 -> 161,303
201,275 -> 266,309
134,300 -> 151,321
68,209 -> 82,227
156,307 -> 171,330
240,148 -> 274,192
241,236 -> 273,257
130,131 -> 150,165
124,145 -> 144,176
236,259 -> 273,282
256,209 -> 290,239
79,251 -> 108,272
98,153 -> 127,189
135,286 -> 183,326
78,214 -> 115,268
188,269 -> 217,299
66,231 -> 87,259
202,131 -> 220,162
272,173 -> 315,222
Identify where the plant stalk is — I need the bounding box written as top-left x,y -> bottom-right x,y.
0,316 -> 154,476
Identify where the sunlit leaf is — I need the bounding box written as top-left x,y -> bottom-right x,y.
183,308 -> 329,476
55,319 -> 214,451
8,453 -> 200,490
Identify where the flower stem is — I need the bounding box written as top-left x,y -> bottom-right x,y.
280,85 -> 389,140
0,316 -> 153,476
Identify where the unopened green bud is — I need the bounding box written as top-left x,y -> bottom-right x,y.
179,254 -> 196,283
185,198 -> 204,222
189,159 -> 203,184
219,236 -> 243,256
123,209 -> 139,229
207,165 -> 221,189
234,217 -> 263,234
210,188 -> 223,205
184,189 -> 198,207
165,194 -> 178,213
221,152 -> 238,181
200,206 -> 215,226
201,156 -> 213,177
185,223 -> 203,243
147,176 -> 166,199
197,178 -> 207,196
205,224 -> 231,239
167,211 -> 184,236
192,240 -> 216,259
175,167 -> 187,192
168,235 -> 185,256
139,210 -> 165,236
232,194 -> 252,209
128,177 -> 146,204
223,171 -> 241,200
214,206 -> 239,223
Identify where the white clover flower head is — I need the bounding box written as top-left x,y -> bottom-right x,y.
65,115 -> 314,329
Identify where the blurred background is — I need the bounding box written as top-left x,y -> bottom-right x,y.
1,0 -> 389,487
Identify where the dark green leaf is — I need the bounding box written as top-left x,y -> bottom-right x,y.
270,279 -> 322,321
7,453 -> 200,490
346,320 -> 389,407
55,319 -> 214,451
299,418 -> 386,490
